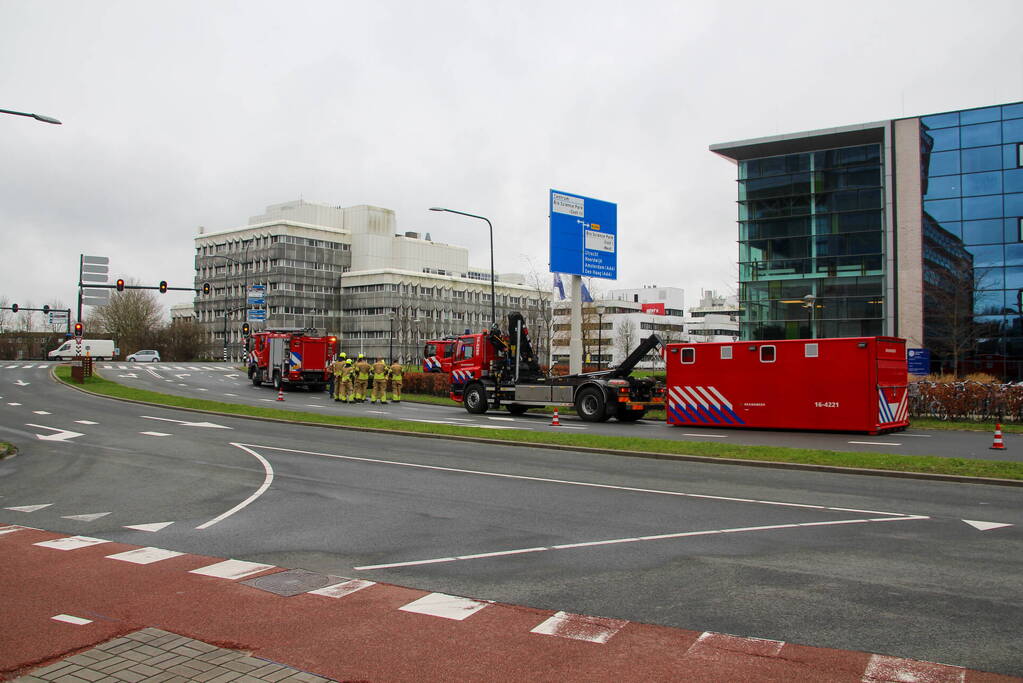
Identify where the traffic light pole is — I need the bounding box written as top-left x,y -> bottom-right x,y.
8,306 -> 72,335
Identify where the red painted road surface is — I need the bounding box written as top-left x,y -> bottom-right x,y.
1,525 -> 1017,682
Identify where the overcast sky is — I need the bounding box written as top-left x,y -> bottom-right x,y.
2,0 -> 1021,320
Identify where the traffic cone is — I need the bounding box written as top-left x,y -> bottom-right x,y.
551,408 -> 561,426
990,423 -> 1005,450
276,387 -> 285,402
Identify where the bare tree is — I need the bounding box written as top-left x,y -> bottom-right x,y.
0,296 -> 11,333
156,318 -> 207,361
15,301 -> 36,332
88,284 -> 163,353
615,317 -> 636,364
924,252 -> 996,377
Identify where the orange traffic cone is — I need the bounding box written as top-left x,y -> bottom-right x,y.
990,423 -> 1005,450
551,408 -> 561,426
276,387 -> 285,402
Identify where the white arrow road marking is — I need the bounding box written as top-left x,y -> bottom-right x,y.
14,380 -> 29,386
225,374 -> 239,379
62,512 -> 112,522
140,431 -> 171,437
174,373 -> 191,378
33,410 -> 51,415
124,521 -> 174,532
5,504 -> 53,512
963,520 -> 1013,531
7,402 -> 22,406
195,443 -> 274,530
25,424 -> 86,442
140,416 -> 232,429
118,373 -> 138,378
75,420 -> 98,425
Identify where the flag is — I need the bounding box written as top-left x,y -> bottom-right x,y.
553,272 -> 566,300
581,281 -> 593,303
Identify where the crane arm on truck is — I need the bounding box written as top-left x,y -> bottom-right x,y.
609,334 -> 663,378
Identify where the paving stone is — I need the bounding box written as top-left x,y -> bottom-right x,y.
185,658 -> 218,672
31,662 -> 74,678
192,666 -> 236,682
249,663 -> 286,677
188,641 -> 221,653
117,649 -> 150,663
71,669 -> 106,682
61,654 -> 98,667
260,669 -> 299,683
205,671 -> 243,683
95,638 -> 131,651
110,669 -> 147,682
167,663 -> 205,678
170,645 -> 205,658
223,659 -> 258,674
126,663 -> 163,677
52,675 -> 89,683
93,657 -> 134,673
152,655 -> 190,670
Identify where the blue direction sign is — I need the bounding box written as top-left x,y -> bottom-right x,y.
247,309 -> 267,322
247,284 -> 266,306
549,189 -> 617,280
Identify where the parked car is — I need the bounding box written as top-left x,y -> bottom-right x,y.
126,349 -> 161,362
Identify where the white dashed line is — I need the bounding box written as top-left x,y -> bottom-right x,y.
52,614 -> 92,625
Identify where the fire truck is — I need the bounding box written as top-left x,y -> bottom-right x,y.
247,329 -> 337,392
449,313 -> 665,421
664,336 -> 909,434
422,337 -> 458,373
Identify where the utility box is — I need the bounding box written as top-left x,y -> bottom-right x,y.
664,336 -> 908,434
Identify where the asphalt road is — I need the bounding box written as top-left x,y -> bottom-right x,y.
0,362 -> 1021,675
39,359 -> 1023,461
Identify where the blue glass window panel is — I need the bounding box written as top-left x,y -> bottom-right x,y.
974,290 -> 1003,315
1006,217 -> 1022,242
1006,243 -> 1023,266
924,175 -> 960,199
926,150 -> 959,176
1005,267 -> 1023,290
1005,193 -> 1023,217
939,221 -> 962,239
924,198 -> 961,222
962,146 -> 1002,173
1003,103 -> 1023,119
963,219 -> 1003,244
963,195 -> 1003,220
961,107 -> 1001,124
961,122 -> 1002,148
979,267 -> 1006,289
928,128 -> 960,152
962,171 -> 1002,196
922,112 -> 959,129
967,245 -> 1004,267
1003,118 -> 1023,143
1005,169 -> 1023,193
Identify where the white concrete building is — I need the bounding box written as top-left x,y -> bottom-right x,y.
685,290 -> 741,343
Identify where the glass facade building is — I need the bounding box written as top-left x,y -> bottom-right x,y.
712,101 -> 1023,379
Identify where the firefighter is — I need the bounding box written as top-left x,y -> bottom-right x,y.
330,354 -> 346,401
340,358 -> 355,403
355,354 -> 371,402
371,357 -> 388,403
389,360 -> 403,403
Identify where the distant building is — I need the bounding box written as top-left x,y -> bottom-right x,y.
193,200 -> 548,361
685,290 -> 740,343
169,303 -> 194,321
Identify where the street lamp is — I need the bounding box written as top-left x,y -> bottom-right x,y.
388,315 -> 394,363
802,294 -> 816,339
0,108 -> 62,125
212,241 -> 251,362
596,305 -> 605,370
430,207 -> 496,330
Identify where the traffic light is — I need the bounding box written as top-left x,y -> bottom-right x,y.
42,304 -> 50,313
242,323 -> 250,336
159,280 -> 168,293
73,322 -> 83,338
11,304 -> 18,313
116,278 -> 125,292
202,282 -> 211,296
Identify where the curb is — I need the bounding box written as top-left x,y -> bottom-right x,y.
52,367 -> 1023,488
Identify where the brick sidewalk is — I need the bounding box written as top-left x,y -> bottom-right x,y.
15,628 -> 334,683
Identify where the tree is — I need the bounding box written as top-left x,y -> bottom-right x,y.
615,317 -> 637,364
923,247 -> 997,377
87,284 -> 162,353
156,318 -> 207,361
0,296 -> 11,333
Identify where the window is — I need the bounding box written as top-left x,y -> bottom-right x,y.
720,346 -> 733,360
680,347 -> 695,364
805,343 -> 819,358
760,345 -> 776,362
457,343 -> 474,360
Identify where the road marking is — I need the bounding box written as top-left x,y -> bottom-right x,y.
7,402 -> 22,406
531,611 -> 627,644
355,516 -> 930,571
14,379 -> 29,386
476,425 -> 527,430
140,415 -> 232,429
195,444 -> 274,530
487,416 -> 515,421
848,441 -> 901,446
52,614 -> 92,626
683,433 -> 728,438
107,547 -> 184,564
309,579 -> 376,598
25,424 -> 85,442
963,519 -> 1013,531
75,420 -> 98,425
62,512 -> 111,522
5,504 -> 53,513
863,654 -> 965,683
34,535 -> 109,550
140,431 -> 171,437
224,393 -> 238,397
124,521 -> 174,532
399,593 -> 489,621
189,559 -> 275,579
901,434 -> 932,438
33,410 -> 51,415
686,631 -> 784,658
118,373 -> 138,378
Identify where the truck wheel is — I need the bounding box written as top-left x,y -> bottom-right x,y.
617,407 -> 646,422
575,387 -> 607,422
506,404 -> 529,415
463,384 -> 488,414
252,370 -> 262,387
273,371 -> 282,390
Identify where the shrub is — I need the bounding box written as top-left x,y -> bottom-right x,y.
402,371 -> 451,397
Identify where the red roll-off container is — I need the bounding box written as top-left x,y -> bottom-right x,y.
664,336 -> 909,434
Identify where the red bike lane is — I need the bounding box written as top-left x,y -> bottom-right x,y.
1,525 -> 1015,682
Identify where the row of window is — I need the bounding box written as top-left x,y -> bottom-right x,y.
924,145 -> 1022,177
740,211 -> 883,242
739,145 -> 882,180
924,169 -> 1023,200
922,104 -> 1023,129
739,167 -> 880,201
925,193 -> 1023,223
923,120 -> 1023,153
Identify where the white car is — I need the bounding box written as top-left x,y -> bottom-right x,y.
126,349 -> 161,362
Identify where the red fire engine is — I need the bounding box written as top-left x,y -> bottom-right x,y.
664,336 -> 909,434
449,313 -> 664,421
422,337 -> 458,373
247,329 -> 337,391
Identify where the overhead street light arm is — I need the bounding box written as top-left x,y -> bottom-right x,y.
430,206 -> 496,329
0,108 -> 62,125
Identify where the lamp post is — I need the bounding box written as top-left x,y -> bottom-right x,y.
802,293 -> 816,339
596,305 -> 605,370
430,207 -> 496,330
388,315 -> 394,363
0,108 -> 62,125
212,241 -> 251,362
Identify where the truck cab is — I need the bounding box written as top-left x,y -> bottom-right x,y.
422,338 -> 457,373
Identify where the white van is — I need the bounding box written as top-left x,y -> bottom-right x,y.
49,339 -> 116,361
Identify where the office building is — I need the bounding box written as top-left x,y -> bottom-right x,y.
711,101 -> 1023,378
193,200 -> 548,361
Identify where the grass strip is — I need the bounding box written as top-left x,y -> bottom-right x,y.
55,367 -> 1023,482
